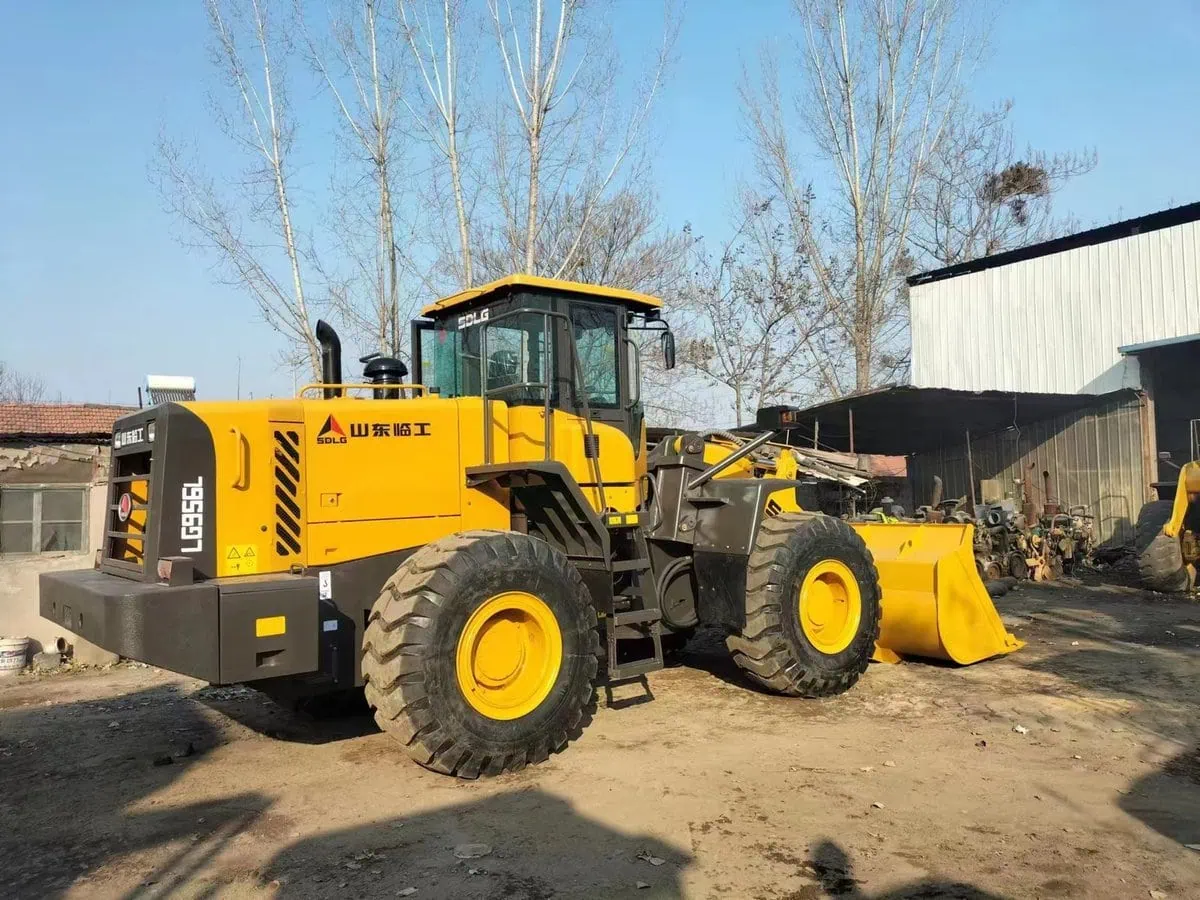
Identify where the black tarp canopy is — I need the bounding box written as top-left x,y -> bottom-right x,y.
753,385 -> 1121,456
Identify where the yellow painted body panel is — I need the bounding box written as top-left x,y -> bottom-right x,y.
302,397 -> 461,523
183,400 -> 311,576
182,396 -> 514,572
851,522 -> 1025,665
1166,460 -> 1200,538
506,407 -> 638,513
180,393 -> 635,570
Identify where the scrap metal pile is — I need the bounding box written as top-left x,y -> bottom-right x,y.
652,429 -> 1095,585
865,468 -> 1095,583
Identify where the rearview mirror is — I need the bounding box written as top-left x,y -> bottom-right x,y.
661,330 -> 677,371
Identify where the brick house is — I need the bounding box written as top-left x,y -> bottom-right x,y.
0,403 -> 134,661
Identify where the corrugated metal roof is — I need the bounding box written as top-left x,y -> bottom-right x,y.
908,201 -> 1200,286
910,216 -> 1200,394
756,387 -> 1102,456
1117,332 -> 1200,355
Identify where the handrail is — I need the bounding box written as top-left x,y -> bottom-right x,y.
624,335 -> 641,409
477,305 -> 608,513
566,331 -> 608,514
229,427 -> 248,489
297,383 -> 427,398
481,307 -> 562,467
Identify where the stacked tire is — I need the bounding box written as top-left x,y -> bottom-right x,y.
1134,501 -> 1191,593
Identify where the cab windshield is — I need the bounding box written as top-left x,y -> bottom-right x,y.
418,301 -> 621,410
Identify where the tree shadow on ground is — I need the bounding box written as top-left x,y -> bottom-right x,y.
1119,744 -> 1200,848
1,680 -> 1018,899
261,787 -> 689,899
995,585 -> 1200,743
0,684 -> 272,898
0,683 -> 689,898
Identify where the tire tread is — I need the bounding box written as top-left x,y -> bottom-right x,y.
361,530 -> 600,777
727,512 -> 882,697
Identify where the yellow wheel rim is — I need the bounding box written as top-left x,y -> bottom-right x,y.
798,559 -> 862,655
455,591 -> 563,720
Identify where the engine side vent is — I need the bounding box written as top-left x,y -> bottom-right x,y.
273,429 -> 304,559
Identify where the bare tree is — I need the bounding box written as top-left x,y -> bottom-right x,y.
154,0 -> 321,379
744,0 -> 975,393
481,0 -> 678,279
300,0 -> 409,357
476,188 -> 690,294
910,100 -> 1096,265
681,198 -> 830,426
0,362 -> 47,404
546,189 -> 696,425
397,0 -> 476,288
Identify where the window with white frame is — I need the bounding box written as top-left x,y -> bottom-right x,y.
0,485 -> 88,554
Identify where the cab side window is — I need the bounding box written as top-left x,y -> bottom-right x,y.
570,304 -> 620,409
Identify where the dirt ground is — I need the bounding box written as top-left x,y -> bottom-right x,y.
2,579 -> 1199,900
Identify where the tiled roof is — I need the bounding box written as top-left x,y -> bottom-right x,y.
0,404 -> 135,439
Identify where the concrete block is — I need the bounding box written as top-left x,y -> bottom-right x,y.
32,650 -> 62,672
72,637 -> 119,667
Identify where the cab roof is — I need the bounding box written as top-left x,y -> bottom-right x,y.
420,274 -> 663,317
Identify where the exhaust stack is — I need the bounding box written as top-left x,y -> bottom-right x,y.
316,320 -> 342,399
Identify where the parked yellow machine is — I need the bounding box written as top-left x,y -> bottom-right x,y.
40,275 -> 1020,778
1136,458 -> 1200,592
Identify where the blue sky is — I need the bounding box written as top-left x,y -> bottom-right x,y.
2,0 -> 1198,404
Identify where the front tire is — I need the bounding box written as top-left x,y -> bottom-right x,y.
362,530 -> 600,777
727,514 -> 882,697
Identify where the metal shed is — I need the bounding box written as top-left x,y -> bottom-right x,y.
758,387 -> 1152,546
908,202 -> 1200,396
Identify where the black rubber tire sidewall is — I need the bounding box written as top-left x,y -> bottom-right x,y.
421,536 -> 596,751
775,520 -> 882,676
1135,500 -> 1188,591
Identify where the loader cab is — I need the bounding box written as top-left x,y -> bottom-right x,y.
411,275 -> 673,454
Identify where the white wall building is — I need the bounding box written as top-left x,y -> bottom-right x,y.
909,203 -> 1200,396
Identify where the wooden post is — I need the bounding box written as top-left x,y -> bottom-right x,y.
966,429 -> 977,509
813,419 -> 820,450
848,408 -> 855,455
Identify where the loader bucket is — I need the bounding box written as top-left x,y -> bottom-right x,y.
850,523 -> 1024,665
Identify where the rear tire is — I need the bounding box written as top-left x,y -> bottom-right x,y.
727,514 -> 882,697
1135,500 -> 1189,592
362,530 -> 600,777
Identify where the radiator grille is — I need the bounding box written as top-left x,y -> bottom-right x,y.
106,450 -> 151,572
274,429 -> 303,558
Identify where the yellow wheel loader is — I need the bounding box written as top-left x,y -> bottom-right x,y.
41,275 -> 1020,777
1135,457 -> 1200,592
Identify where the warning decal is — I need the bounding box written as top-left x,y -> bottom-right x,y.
224,544 -> 258,574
